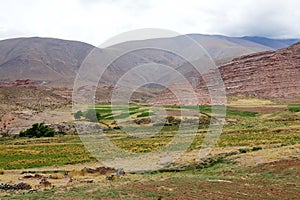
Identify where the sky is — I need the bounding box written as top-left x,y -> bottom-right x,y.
0,0 -> 299,45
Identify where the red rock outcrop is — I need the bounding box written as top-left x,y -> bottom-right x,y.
150,42 -> 300,105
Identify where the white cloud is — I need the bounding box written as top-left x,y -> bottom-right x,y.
0,0 -> 299,45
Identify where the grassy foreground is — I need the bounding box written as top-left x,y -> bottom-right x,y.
0,103 -> 299,199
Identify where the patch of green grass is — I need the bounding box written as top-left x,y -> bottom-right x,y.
166,105 -> 212,113
226,109 -> 258,117
112,113 -> 130,119
95,108 -> 112,113
144,192 -> 163,198
100,188 -> 119,198
0,136 -> 95,169
137,111 -> 154,118
218,131 -> 300,147
288,104 -> 300,112
99,113 -> 113,120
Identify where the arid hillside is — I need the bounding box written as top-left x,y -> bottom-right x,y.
151,42 -> 300,105
0,37 -> 94,87
0,80 -> 71,135
0,35 -> 297,88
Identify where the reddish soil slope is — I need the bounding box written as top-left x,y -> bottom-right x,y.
151,43 -> 300,105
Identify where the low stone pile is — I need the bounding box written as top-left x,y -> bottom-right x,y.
82,166 -> 116,175
48,122 -> 77,134
0,182 -> 32,191
106,168 -> 125,181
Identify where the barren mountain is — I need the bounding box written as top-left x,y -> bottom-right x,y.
0,37 -> 94,87
150,42 -> 300,105
0,35 -> 298,88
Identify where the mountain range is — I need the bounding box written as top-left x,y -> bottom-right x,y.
0,34 -> 299,103
0,35 -> 298,87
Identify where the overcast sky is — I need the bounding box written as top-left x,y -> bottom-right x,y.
0,0 -> 299,45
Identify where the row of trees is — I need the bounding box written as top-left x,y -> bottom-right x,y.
73,109 -> 100,122
19,122 -> 54,138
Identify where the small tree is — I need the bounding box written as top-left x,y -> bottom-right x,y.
85,109 -> 100,122
20,122 -> 55,138
74,110 -> 83,120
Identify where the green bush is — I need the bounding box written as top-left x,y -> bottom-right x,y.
238,148 -> 251,153
20,123 -> 55,138
252,146 -> 262,151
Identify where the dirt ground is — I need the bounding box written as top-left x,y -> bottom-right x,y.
1,144 -> 299,199
1,107 -> 73,135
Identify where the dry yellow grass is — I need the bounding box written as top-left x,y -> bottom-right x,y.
68,169 -> 89,178
231,144 -> 300,166
228,97 -> 275,106
50,173 -> 65,179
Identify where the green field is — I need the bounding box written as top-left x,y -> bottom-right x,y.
1,104 -> 299,169
1,103 -> 300,199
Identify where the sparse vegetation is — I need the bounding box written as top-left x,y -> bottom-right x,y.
0,103 -> 299,200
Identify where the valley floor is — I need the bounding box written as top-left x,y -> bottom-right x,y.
0,102 -> 299,199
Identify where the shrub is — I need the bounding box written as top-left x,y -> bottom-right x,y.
74,110 -> 83,120
19,122 -> 55,138
252,146 -> 262,151
238,148 -> 251,153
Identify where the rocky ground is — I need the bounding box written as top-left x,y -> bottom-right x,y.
0,80 -> 73,136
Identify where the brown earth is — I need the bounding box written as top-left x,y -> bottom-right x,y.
112,159 -> 300,200
250,159 -> 300,177
0,81 -> 72,135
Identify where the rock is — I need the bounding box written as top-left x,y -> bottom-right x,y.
22,174 -> 34,179
116,168 -> 125,176
0,182 -> 32,191
107,168 -> 125,181
95,166 -> 116,175
47,122 -> 77,134
39,177 -> 52,188
79,179 -> 94,183
134,117 -> 151,125
106,174 -> 116,181
83,167 -> 96,174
